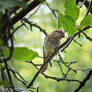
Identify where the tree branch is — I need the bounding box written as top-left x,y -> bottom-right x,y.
76,0 -> 92,14
26,60 -> 81,84
74,70 -> 92,92
11,0 -> 41,25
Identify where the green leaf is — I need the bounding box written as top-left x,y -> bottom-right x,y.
0,40 -> 3,46
0,81 -> 7,86
64,0 -> 79,21
39,0 -> 45,3
0,63 -> 3,69
0,0 -> 27,11
58,13 -> 78,36
0,13 -> 3,38
0,23 -> 2,37
4,47 -> 39,61
80,15 -> 92,29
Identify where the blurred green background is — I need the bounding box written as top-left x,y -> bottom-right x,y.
13,0 -> 92,92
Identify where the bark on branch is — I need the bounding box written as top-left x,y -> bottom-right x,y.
11,0 -> 41,25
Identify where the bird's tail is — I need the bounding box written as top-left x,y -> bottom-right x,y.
40,62 -> 48,73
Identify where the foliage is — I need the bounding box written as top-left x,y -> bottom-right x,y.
64,0 -> 79,21
58,0 -> 92,36
0,0 -> 92,92
58,0 -> 79,36
58,14 -> 78,36
0,0 -> 27,12
0,63 -> 3,69
4,47 -> 39,61
80,15 -> 92,28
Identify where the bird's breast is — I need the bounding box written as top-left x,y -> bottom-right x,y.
43,36 -> 60,58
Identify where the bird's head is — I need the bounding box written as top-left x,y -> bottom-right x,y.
50,30 -> 65,40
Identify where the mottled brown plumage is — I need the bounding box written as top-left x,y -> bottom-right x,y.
41,30 -> 65,73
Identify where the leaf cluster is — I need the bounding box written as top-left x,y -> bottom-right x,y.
58,0 -> 92,36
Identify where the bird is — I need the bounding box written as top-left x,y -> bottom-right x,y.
41,30 -> 65,73
27,30 -> 65,88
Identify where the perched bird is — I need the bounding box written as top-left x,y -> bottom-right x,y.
41,30 -> 65,73
27,30 -> 65,88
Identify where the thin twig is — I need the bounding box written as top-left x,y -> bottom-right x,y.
86,0 -> 92,15
74,70 -> 92,92
82,32 -> 92,41
43,74 -> 81,83
73,39 -> 83,47
22,18 -> 47,35
28,4 -> 41,19
56,60 -> 66,78
26,61 -> 39,70
37,86 -> 39,92
79,0 -> 87,8
9,69 -> 27,86
45,0 -> 58,18
76,0 -> 92,14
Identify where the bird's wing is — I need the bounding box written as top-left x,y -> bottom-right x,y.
43,44 -> 45,62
